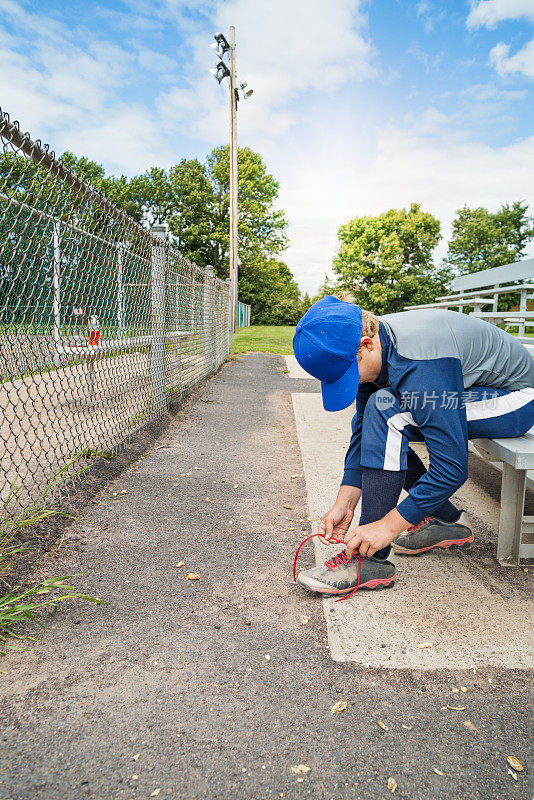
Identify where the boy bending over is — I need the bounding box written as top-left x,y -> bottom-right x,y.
293,296 -> 534,596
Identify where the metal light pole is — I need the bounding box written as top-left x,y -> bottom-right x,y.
228,26 -> 238,334
209,29 -> 253,335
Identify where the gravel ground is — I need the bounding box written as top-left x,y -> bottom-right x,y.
0,353 -> 532,800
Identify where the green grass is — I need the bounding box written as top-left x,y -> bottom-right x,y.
231,325 -> 295,355
0,457 -> 107,653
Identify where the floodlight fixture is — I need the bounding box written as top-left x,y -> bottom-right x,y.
209,60 -> 231,84
235,81 -> 253,101
209,42 -> 226,60
213,32 -> 230,53
240,81 -> 253,98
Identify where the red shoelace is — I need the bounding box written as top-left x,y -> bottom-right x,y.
293,533 -> 362,602
406,517 -> 431,535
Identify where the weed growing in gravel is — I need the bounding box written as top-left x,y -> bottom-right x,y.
0,457 -> 107,654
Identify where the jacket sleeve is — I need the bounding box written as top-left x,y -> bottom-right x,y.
341,382 -> 380,488
394,356 -> 469,525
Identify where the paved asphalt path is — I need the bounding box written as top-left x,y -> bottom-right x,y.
0,353 -> 532,800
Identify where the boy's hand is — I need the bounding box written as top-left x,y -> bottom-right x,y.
344,508 -> 410,557
344,520 -> 396,558
318,504 -> 355,545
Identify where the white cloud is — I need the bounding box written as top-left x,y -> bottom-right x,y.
468,0 -> 534,82
416,1 -> 446,34
467,0 -> 534,29
490,39 -> 534,78
0,0 -> 175,171
279,116 -> 534,293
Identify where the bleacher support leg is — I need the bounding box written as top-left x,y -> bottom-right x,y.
497,463 -> 526,566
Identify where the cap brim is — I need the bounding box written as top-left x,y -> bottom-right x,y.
321,355 -> 359,412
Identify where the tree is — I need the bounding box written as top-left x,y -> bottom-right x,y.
332,203 -> 447,315
237,257 -> 304,324
445,201 -> 534,274
206,145 -> 288,278
1,143 -> 306,327
167,159 -> 216,266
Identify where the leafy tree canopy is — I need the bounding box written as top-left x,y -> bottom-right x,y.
58,147 -> 302,324
332,203 -> 448,315
445,201 -> 534,274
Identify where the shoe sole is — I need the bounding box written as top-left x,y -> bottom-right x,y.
297,574 -> 396,595
392,533 -> 474,555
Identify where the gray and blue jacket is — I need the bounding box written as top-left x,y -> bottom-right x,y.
342,308 -> 534,523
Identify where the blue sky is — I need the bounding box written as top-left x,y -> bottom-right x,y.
1,0 -> 533,292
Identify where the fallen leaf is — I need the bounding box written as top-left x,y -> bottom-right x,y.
298,616 -> 309,624
417,642 -> 433,649
387,777 -> 397,793
200,397 -> 213,403
234,484 -> 239,488
283,504 -> 293,510
290,764 -> 311,775
433,768 -> 444,776
507,756 -> 523,772
463,720 -> 478,732
331,700 -> 348,713
120,489 -> 128,495
175,562 -> 185,568
185,573 -> 200,580
132,774 -> 139,780
205,497 -> 210,502
508,769 -> 518,781
446,705 -> 466,711
460,686 -> 468,693
452,687 -> 459,693
150,791 -> 161,797
296,777 -> 304,783
377,720 -> 389,731
264,654 -> 271,660
132,754 -> 140,761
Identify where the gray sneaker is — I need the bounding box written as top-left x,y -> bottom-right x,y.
296,550 -> 396,596
392,511 -> 473,555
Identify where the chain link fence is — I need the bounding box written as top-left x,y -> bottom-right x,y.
0,108 -> 231,513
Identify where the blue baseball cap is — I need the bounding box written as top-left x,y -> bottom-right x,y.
293,295 -> 363,412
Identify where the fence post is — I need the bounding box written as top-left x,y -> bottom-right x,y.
151,225 -> 167,413
203,265 -> 216,373
117,243 -> 124,337
53,221 -> 61,367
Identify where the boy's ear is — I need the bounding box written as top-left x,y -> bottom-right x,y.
358,336 -> 374,351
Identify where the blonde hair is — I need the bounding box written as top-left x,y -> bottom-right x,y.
331,291 -> 379,352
